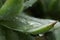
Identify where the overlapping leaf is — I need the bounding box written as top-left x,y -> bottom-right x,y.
0,25 -> 35,40
0,0 -> 58,40
24,0 -> 37,9
0,0 -> 24,18
0,13 -> 56,34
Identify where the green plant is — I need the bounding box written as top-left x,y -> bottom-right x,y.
0,0 -> 60,40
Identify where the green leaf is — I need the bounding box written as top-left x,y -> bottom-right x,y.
0,0 -> 24,18
0,13 -> 56,34
37,0 -> 60,20
0,26 -> 6,40
0,0 -> 6,8
5,29 -> 35,40
38,0 -> 58,12
38,0 -> 50,12
48,0 -> 58,11
0,25 -> 35,40
46,22 -> 60,40
51,22 -> 60,40
24,0 -> 37,9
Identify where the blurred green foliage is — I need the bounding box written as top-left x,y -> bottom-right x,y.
0,0 -> 60,40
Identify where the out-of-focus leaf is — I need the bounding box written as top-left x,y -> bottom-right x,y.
0,0 -> 24,18
0,25 -> 35,40
24,0 -> 37,9
37,0 -> 60,20
44,31 -> 56,40
46,22 -> 60,40
0,13 -> 56,34
38,0 -> 58,12
52,22 -> 60,40
38,0 -> 48,13
5,28 -> 35,40
48,0 -> 58,12
0,26 -> 6,40
0,0 -> 6,8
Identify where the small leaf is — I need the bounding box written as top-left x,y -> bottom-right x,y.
24,0 -> 37,9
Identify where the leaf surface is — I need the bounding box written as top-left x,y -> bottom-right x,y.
0,13 -> 56,34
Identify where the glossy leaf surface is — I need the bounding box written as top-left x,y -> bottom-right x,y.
0,13 -> 56,34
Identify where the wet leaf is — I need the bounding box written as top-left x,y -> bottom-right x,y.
0,13 -> 56,34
